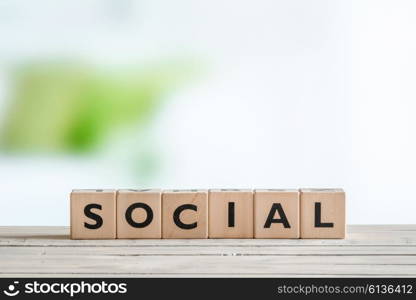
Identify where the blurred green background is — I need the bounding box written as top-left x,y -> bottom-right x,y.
1,61 -> 191,153
0,60 -> 196,183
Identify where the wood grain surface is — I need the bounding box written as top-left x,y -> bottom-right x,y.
0,225 -> 415,277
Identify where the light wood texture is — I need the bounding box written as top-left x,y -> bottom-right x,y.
0,225 -> 416,277
254,189 -> 299,238
70,189 -> 116,239
300,189 -> 346,239
162,190 -> 208,239
209,189 -> 253,238
117,189 -> 161,239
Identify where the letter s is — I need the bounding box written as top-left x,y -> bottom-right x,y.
84,204 -> 103,229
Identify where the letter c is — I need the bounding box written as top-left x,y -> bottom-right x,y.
173,204 -> 197,229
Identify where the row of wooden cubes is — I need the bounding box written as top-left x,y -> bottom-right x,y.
70,188 -> 345,239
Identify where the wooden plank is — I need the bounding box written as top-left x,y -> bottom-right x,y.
1,255 -> 416,276
1,246 -> 416,256
0,226 -> 415,277
1,226 -> 416,246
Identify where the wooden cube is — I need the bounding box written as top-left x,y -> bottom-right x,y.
209,189 -> 253,238
162,190 -> 208,239
117,189 -> 161,239
70,189 -> 116,239
300,188 -> 346,239
254,189 -> 299,238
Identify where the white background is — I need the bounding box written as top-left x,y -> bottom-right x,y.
0,0 -> 416,225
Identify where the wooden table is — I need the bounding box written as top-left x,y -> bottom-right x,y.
0,225 -> 415,277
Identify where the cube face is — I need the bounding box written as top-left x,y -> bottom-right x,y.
300,188 -> 346,239
162,190 -> 208,239
254,189 -> 299,238
70,189 -> 116,239
209,189 -> 253,238
69,188 -> 346,239
117,189 -> 161,239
